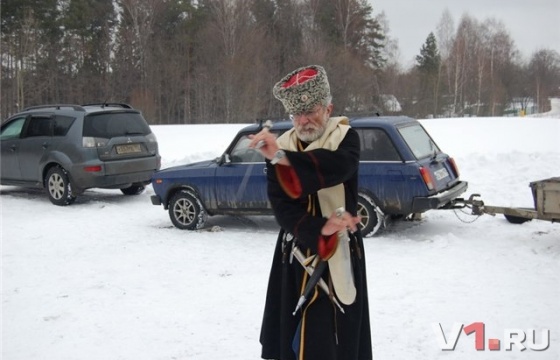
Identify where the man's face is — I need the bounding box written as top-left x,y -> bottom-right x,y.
290,103 -> 333,142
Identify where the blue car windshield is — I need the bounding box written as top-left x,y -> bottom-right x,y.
398,124 -> 440,159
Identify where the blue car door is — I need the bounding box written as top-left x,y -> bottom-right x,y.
214,134 -> 270,210
357,127 -> 412,213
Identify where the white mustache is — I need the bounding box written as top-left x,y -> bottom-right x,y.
296,124 -> 325,142
299,125 -> 318,132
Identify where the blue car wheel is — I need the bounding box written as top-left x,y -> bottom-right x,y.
168,190 -> 207,230
357,194 -> 384,237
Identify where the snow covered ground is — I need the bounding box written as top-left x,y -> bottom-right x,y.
1,115 -> 559,360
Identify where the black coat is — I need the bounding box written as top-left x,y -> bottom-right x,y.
260,128 -> 372,360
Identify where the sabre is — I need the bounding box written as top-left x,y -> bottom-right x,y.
290,246 -> 345,314
292,207 -> 355,314
293,258 -> 327,314
235,120 -> 273,201
256,119 -> 273,149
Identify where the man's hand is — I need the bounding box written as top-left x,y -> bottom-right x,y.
248,129 -> 279,160
321,210 -> 361,236
249,121 -> 290,166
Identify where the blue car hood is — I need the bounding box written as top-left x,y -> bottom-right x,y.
154,159 -> 217,175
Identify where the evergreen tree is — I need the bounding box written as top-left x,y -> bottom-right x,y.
415,32 -> 441,116
416,32 -> 440,74
313,0 -> 384,69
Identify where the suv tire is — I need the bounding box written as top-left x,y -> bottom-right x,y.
357,194 -> 383,237
45,166 -> 76,206
168,190 -> 207,230
121,184 -> 145,195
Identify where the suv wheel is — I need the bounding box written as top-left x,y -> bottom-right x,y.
168,190 -> 207,230
121,184 -> 145,195
357,194 -> 384,237
45,166 -> 76,206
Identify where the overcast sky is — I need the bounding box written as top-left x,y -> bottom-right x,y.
370,0 -> 560,67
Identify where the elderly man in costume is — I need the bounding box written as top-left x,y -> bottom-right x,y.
250,65 -> 372,360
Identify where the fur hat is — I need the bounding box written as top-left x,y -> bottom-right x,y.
273,65 -> 331,115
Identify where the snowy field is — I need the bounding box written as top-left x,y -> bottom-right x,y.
1,114 -> 559,360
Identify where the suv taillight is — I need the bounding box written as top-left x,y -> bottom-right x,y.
146,133 -> 157,143
83,137 -> 109,148
419,166 -> 434,190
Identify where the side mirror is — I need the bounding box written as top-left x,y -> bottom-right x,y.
219,153 -> 231,165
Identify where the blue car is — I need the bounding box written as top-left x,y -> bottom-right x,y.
151,116 -> 468,236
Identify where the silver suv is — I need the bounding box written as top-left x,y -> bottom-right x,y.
1,103 -> 161,205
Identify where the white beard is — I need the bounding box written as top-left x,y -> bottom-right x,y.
294,117 -> 328,142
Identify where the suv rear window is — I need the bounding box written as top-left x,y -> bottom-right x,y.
83,112 -> 151,138
398,124 -> 440,159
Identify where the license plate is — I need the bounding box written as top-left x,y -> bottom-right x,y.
116,144 -> 142,154
434,168 -> 449,181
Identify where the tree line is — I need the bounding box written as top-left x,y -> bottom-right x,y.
2,0 -> 559,124
399,10 -> 560,118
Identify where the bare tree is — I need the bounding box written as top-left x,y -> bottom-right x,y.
376,11 -> 399,66
117,0 -> 165,120
528,49 -> 560,113
436,8 -> 455,115
13,9 -> 39,112
450,14 -> 481,115
194,0 -> 272,122
478,19 -> 514,116
375,11 -> 403,113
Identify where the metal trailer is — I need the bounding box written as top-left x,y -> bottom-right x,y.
457,177 -> 560,224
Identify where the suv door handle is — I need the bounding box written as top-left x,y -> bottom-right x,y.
42,142 -> 50,149
10,145 -> 17,152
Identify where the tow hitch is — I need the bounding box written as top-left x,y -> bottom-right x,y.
451,177 -> 560,224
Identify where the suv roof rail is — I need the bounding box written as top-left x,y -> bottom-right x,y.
24,104 -> 86,111
82,102 -> 132,109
